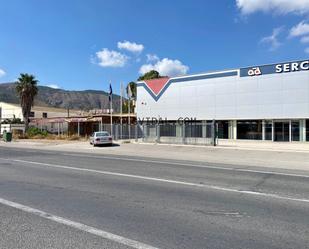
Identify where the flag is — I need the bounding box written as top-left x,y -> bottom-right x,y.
127,84 -> 132,100
108,83 -> 113,102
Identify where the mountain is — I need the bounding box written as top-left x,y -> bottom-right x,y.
0,83 -> 121,112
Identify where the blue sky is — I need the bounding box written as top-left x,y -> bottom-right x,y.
0,0 -> 309,94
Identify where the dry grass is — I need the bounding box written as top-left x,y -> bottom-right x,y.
13,132 -> 87,141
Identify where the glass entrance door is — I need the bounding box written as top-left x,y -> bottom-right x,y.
274,122 -> 290,142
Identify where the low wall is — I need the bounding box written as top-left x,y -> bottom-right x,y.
143,136 -> 214,146
0,124 -> 25,135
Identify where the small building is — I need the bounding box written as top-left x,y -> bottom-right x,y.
0,102 -> 80,134
32,113 -> 136,137
0,101 -> 137,137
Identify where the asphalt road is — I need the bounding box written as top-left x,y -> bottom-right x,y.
0,146 -> 308,249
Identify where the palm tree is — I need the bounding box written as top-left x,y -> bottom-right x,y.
16,73 -> 38,131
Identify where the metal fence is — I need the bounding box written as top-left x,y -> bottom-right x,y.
140,122 -> 216,146
101,122 -> 216,146
28,121 -> 217,146
101,124 -> 144,140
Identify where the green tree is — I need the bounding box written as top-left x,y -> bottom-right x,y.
137,70 -> 161,81
15,73 -> 38,131
122,99 -> 134,114
127,81 -> 136,100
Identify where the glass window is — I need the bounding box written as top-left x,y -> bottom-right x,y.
292,121 -> 300,141
160,124 -> 176,137
206,121 -> 213,138
29,112 -> 35,117
237,120 -> 262,140
185,123 -> 202,138
265,121 -> 272,140
274,122 -> 289,142
306,119 -> 309,142
42,112 -> 47,118
217,121 -> 229,139
96,132 -> 110,137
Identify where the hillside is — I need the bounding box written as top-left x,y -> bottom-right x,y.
0,83 -> 121,112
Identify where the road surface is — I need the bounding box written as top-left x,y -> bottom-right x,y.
0,146 -> 308,249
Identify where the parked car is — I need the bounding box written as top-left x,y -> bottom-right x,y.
89,131 -> 112,146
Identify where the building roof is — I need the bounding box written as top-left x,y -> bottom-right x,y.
0,101 -> 80,113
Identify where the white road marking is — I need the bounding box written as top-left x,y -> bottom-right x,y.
61,153 -> 309,179
2,158 -> 309,204
2,147 -> 309,178
0,197 -> 159,249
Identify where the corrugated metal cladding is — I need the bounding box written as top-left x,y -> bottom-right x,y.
136,59 -> 309,121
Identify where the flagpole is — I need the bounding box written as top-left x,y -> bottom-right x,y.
110,82 -> 113,137
128,85 -> 131,139
120,82 -> 123,139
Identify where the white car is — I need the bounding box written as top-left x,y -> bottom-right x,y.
90,131 -> 113,146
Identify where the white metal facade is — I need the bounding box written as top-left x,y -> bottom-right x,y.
136,61 -> 309,121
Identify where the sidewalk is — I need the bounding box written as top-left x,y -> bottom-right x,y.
1,139 -> 309,172
217,139 -> 309,153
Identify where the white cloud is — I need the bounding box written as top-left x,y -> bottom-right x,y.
94,48 -> 128,67
236,0 -> 309,15
301,36 -> 309,43
260,27 -> 284,51
139,58 -> 189,77
117,40 -> 144,53
146,54 -> 159,62
289,21 -> 309,37
0,68 -> 6,78
47,84 -> 60,89
305,47 -> 309,54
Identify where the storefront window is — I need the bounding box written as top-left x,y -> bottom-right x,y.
292,121 -> 300,141
185,123 -> 202,138
265,121 -> 272,140
160,124 -> 176,137
206,121 -> 213,138
274,121 -> 290,142
237,120 -> 262,140
306,120 -> 309,142
217,121 -> 229,139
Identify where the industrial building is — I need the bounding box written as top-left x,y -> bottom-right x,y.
136,59 -> 309,142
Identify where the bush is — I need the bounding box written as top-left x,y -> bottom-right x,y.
1,118 -> 24,124
26,127 -> 48,138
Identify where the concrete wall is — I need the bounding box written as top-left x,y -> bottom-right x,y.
0,102 -> 23,120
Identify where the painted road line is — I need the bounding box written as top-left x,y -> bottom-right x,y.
0,197 -> 159,249
61,153 -> 309,179
2,158 -> 309,204
2,147 -> 309,178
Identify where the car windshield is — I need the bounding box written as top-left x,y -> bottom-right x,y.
96,132 -> 109,137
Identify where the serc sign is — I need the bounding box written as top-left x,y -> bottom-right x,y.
275,60 -> 309,73
240,59 -> 309,77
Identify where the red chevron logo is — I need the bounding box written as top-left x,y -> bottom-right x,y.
144,77 -> 170,95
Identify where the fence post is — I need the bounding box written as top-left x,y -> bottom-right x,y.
156,124 -> 160,143
135,124 -> 138,142
77,121 -> 80,137
182,123 -> 185,144
212,119 -> 216,146
114,125 -> 117,140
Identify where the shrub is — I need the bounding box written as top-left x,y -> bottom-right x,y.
26,127 -> 48,138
